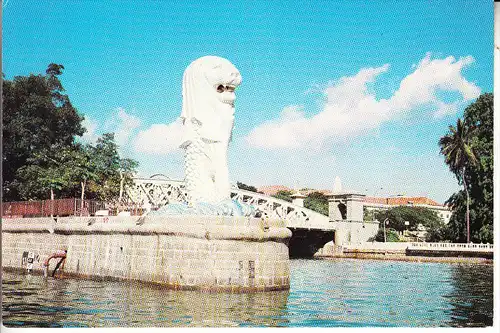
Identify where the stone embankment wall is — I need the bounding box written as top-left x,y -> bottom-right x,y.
315,241 -> 493,261
2,216 -> 292,292
316,240 -> 409,256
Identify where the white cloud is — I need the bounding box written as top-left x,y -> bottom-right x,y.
79,108 -> 141,156
133,119 -> 183,155
80,116 -> 99,144
80,107 -> 182,156
113,107 -> 141,147
433,101 -> 460,119
245,53 -> 481,150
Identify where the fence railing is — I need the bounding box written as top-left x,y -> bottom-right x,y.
341,242 -> 494,253
2,198 -> 106,217
408,242 -> 493,251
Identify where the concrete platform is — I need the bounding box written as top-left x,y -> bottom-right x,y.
2,216 -> 292,292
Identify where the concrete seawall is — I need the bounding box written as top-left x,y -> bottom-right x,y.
2,216 -> 292,292
315,241 -> 493,262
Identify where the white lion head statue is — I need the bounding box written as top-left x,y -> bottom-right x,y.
180,56 -> 242,144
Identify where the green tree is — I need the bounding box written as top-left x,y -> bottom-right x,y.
16,145 -> 77,216
236,181 -> 258,192
374,206 -> 445,240
439,93 -> 493,243
272,190 -> 293,202
118,158 -> 139,202
84,133 -> 139,202
374,228 -> 400,242
2,64 -> 85,201
86,133 -> 121,201
363,207 -> 376,221
463,93 -> 493,243
424,222 -> 451,243
439,118 -> 477,243
64,145 -> 100,214
2,65 -> 139,205
304,191 -> 329,216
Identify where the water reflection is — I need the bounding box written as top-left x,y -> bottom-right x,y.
2,259 -> 493,327
444,264 -> 494,327
2,271 -> 289,327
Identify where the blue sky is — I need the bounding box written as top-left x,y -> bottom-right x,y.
3,0 -> 493,203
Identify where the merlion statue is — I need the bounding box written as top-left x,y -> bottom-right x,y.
180,56 -> 241,204
152,56 -> 254,217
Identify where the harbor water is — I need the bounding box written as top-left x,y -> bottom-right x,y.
2,258 -> 493,327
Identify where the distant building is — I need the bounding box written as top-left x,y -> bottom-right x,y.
364,196 -> 452,224
258,182 -> 452,224
298,189 -> 333,196
257,185 -> 293,196
256,185 -> 332,197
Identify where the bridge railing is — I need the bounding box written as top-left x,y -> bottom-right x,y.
125,178 -> 187,207
408,242 -> 493,252
125,178 -> 332,229
230,188 -> 332,229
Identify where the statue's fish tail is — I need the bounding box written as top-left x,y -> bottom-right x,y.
184,136 -> 206,204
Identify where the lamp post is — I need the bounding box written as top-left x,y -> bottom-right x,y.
383,218 -> 389,243
404,220 -> 410,238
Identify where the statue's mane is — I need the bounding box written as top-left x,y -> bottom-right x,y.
181,56 -> 241,143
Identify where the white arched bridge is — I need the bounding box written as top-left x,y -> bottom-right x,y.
125,176 -> 336,257
126,176 -> 332,229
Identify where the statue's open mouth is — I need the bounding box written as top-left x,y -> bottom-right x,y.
216,84 -> 236,105
216,84 -> 236,93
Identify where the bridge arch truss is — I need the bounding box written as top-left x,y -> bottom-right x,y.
125,177 -> 333,230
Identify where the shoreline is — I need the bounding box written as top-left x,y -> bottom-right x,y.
316,253 -> 493,265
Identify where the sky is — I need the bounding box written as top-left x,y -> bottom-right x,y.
2,0 -> 493,204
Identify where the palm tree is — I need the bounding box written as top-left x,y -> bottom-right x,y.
439,118 -> 477,243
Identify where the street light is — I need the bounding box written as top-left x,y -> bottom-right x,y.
383,218 -> 390,243
404,220 -> 410,238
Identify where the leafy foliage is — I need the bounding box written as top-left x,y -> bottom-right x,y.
424,223 -> 451,243
373,206 -> 444,232
16,145 -> 75,200
439,118 -> 477,176
439,93 -> 493,243
272,190 -> 329,215
303,191 -> 329,216
2,64 -> 84,200
85,133 -> 138,202
363,207 -> 376,221
374,228 -> 400,242
118,158 -> 140,201
236,182 -> 258,192
272,190 -> 293,202
439,116 -> 478,243
3,65 -> 138,203
372,206 -> 448,242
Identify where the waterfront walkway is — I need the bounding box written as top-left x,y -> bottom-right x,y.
317,241 -> 494,260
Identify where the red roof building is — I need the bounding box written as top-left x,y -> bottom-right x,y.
256,184 -> 452,224
364,196 -> 442,207
363,196 -> 452,224
256,185 -> 293,196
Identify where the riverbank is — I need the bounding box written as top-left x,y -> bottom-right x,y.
314,241 -> 493,264
317,253 -> 493,264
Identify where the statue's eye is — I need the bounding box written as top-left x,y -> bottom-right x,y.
216,85 -> 225,93
226,86 -> 235,92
